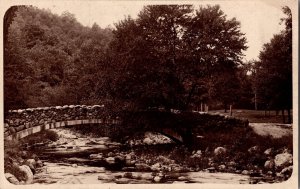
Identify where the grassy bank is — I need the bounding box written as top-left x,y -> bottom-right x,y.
209,109 -> 293,123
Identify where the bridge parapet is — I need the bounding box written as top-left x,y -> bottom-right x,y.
4,105 -> 121,139
4,105 -> 249,142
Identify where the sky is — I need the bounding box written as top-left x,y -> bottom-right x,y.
33,0 -> 289,61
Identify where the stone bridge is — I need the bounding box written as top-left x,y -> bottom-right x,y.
4,105 -> 249,144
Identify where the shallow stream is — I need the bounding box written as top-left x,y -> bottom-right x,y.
30,128 -> 252,184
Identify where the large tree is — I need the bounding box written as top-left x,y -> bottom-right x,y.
182,5 -> 247,110
103,5 -> 247,112
4,6 -> 113,110
254,6 -> 292,123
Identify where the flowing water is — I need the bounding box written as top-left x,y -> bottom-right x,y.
30,128 -> 252,184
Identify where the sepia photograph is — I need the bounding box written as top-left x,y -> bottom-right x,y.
1,0 -> 297,187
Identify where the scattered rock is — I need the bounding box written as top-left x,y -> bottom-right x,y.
71,164 -> 78,168
227,161 -> 236,167
143,137 -> 152,145
19,151 -> 28,159
135,163 -> 151,171
5,173 -> 19,184
18,165 -> 33,184
151,163 -> 161,171
122,167 -> 136,171
86,140 -> 99,145
24,159 -> 36,172
98,175 -> 111,180
206,167 -> 216,173
274,152 -> 293,169
178,176 -> 187,181
280,166 -> 293,176
153,176 -> 162,183
218,164 -> 226,171
105,157 -> 115,164
248,146 -> 260,154
170,164 -> 183,172
140,174 -> 153,180
132,173 -> 142,180
191,150 -> 202,158
264,159 -> 275,170
115,155 -> 125,163
115,178 -> 129,184
89,153 -> 103,160
276,172 -> 284,178
123,172 -> 133,178
241,170 -> 249,175
107,152 -> 114,157
157,156 -> 175,164
214,147 -> 227,157
264,148 -> 274,156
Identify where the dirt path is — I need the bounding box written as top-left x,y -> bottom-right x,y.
249,123 -> 292,138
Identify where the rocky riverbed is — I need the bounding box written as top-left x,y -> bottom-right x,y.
5,126 -> 293,184
26,128 -> 250,184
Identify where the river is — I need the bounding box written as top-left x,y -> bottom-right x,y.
30,128 -> 252,184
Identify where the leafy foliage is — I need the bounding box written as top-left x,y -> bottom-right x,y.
253,6 -> 292,122
4,5 -> 292,120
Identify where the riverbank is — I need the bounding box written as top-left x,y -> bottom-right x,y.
4,123 -> 293,184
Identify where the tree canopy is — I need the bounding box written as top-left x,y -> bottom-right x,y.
5,4 -> 291,120
253,6 -> 292,123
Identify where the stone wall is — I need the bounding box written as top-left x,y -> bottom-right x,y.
4,105 -> 248,141
4,105 -> 121,140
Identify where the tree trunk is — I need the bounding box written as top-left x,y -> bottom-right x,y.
287,109 -> 291,124
185,84 -> 196,110
224,103 -> 227,113
254,93 -> 257,110
282,109 -> 285,123
229,105 -> 232,116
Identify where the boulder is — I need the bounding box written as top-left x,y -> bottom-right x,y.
18,165 -> 33,184
107,152 -> 114,157
178,176 -> 187,181
115,155 -> 125,163
89,153 -> 103,160
274,152 -> 293,168
280,165 -> 293,176
9,127 -> 16,134
218,164 -> 226,171
15,125 -> 25,132
5,173 -> 19,185
241,170 -> 249,175
206,167 -> 216,173
105,157 -> 115,164
264,159 -> 275,170
153,176 -> 162,183
135,163 -> 151,171
214,147 -> 227,157
143,137 -> 152,145
115,178 -> 129,184
248,146 -> 260,154
157,156 -> 175,164
264,148 -> 274,156
36,160 -> 43,167
151,163 -> 162,171
72,164 -> 78,168
123,172 -> 133,178
25,159 -> 36,169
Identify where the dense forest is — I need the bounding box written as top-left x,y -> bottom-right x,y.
4,5 -> 292,122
